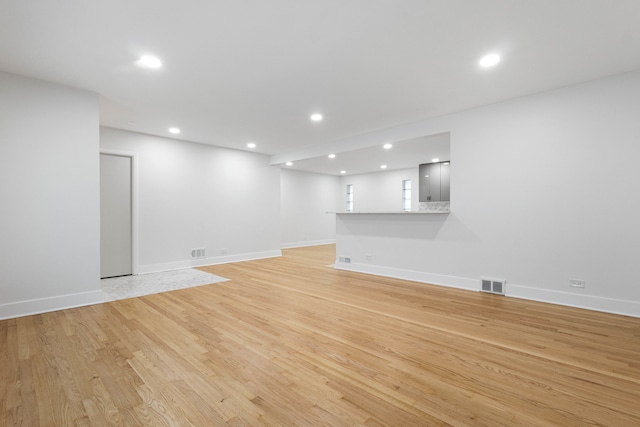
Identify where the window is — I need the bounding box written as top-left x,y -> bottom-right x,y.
346,184 -> 354,212
402,179 -> 411,211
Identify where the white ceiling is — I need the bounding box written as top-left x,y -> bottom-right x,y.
2,0 -> 640,169
285,133 -> 449,176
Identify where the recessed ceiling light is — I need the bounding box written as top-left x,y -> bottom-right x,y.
340,170 -> 346,174
479,54 -> 500,68
383,143 -> 393,149
286,161 -> 293,166
137,55 -> 162,69
328,154 -> 336,159
169,127 -> 180,134
247,142 -> 256,149
432,158 -> 440,162
380,165 -> 387,169
310,113 -> 323,122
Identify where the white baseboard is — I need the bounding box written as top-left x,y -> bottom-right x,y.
333,262 -> 640,318
281,239 -> 336,249
507,284 -> 640,318
138,249 -> 282,274
6,256 -> 637,320
0,250 -> 282,320
333,262 -> 478,291
0,290 -> 104,320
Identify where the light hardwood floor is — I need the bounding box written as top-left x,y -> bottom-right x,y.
2,244 -> 639,426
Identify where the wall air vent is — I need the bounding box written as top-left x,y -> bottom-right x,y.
480,277 -> 506,295
191,248 -> 206,258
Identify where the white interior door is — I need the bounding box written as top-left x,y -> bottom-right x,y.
100,153 -> 132,278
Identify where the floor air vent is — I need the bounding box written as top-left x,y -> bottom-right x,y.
480,278 -> 505,295
191,248 -> 206,258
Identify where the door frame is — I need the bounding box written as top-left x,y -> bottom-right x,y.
100,149 -> 139,275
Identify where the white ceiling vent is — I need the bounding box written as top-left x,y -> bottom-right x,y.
480,277 -> 505,295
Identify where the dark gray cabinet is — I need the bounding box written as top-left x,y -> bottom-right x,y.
419,161 -> 450,202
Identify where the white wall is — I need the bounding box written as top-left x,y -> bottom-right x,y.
280,169 -> 339,248
0,72 -> 101,319
339,168 -> 419,212
100,127 -> 282,273
3,68 -> 638,319
335,71 -> 640,317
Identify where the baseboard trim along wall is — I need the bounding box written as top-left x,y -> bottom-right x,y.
138,249 -> 283,274
506,284 -> 640,318
0,290 -> 104,321
1,250 -> 283,320
281,239 -> 336,249
6,254 -> 637,320
334,262 -> 478,291
333,261 -> 640,318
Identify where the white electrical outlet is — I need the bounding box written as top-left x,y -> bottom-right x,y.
365,254 -> 372,261
569,279 -> 585,288
221,248 -> 228,255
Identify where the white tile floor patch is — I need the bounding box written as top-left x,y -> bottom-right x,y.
101,268 -> 229,302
